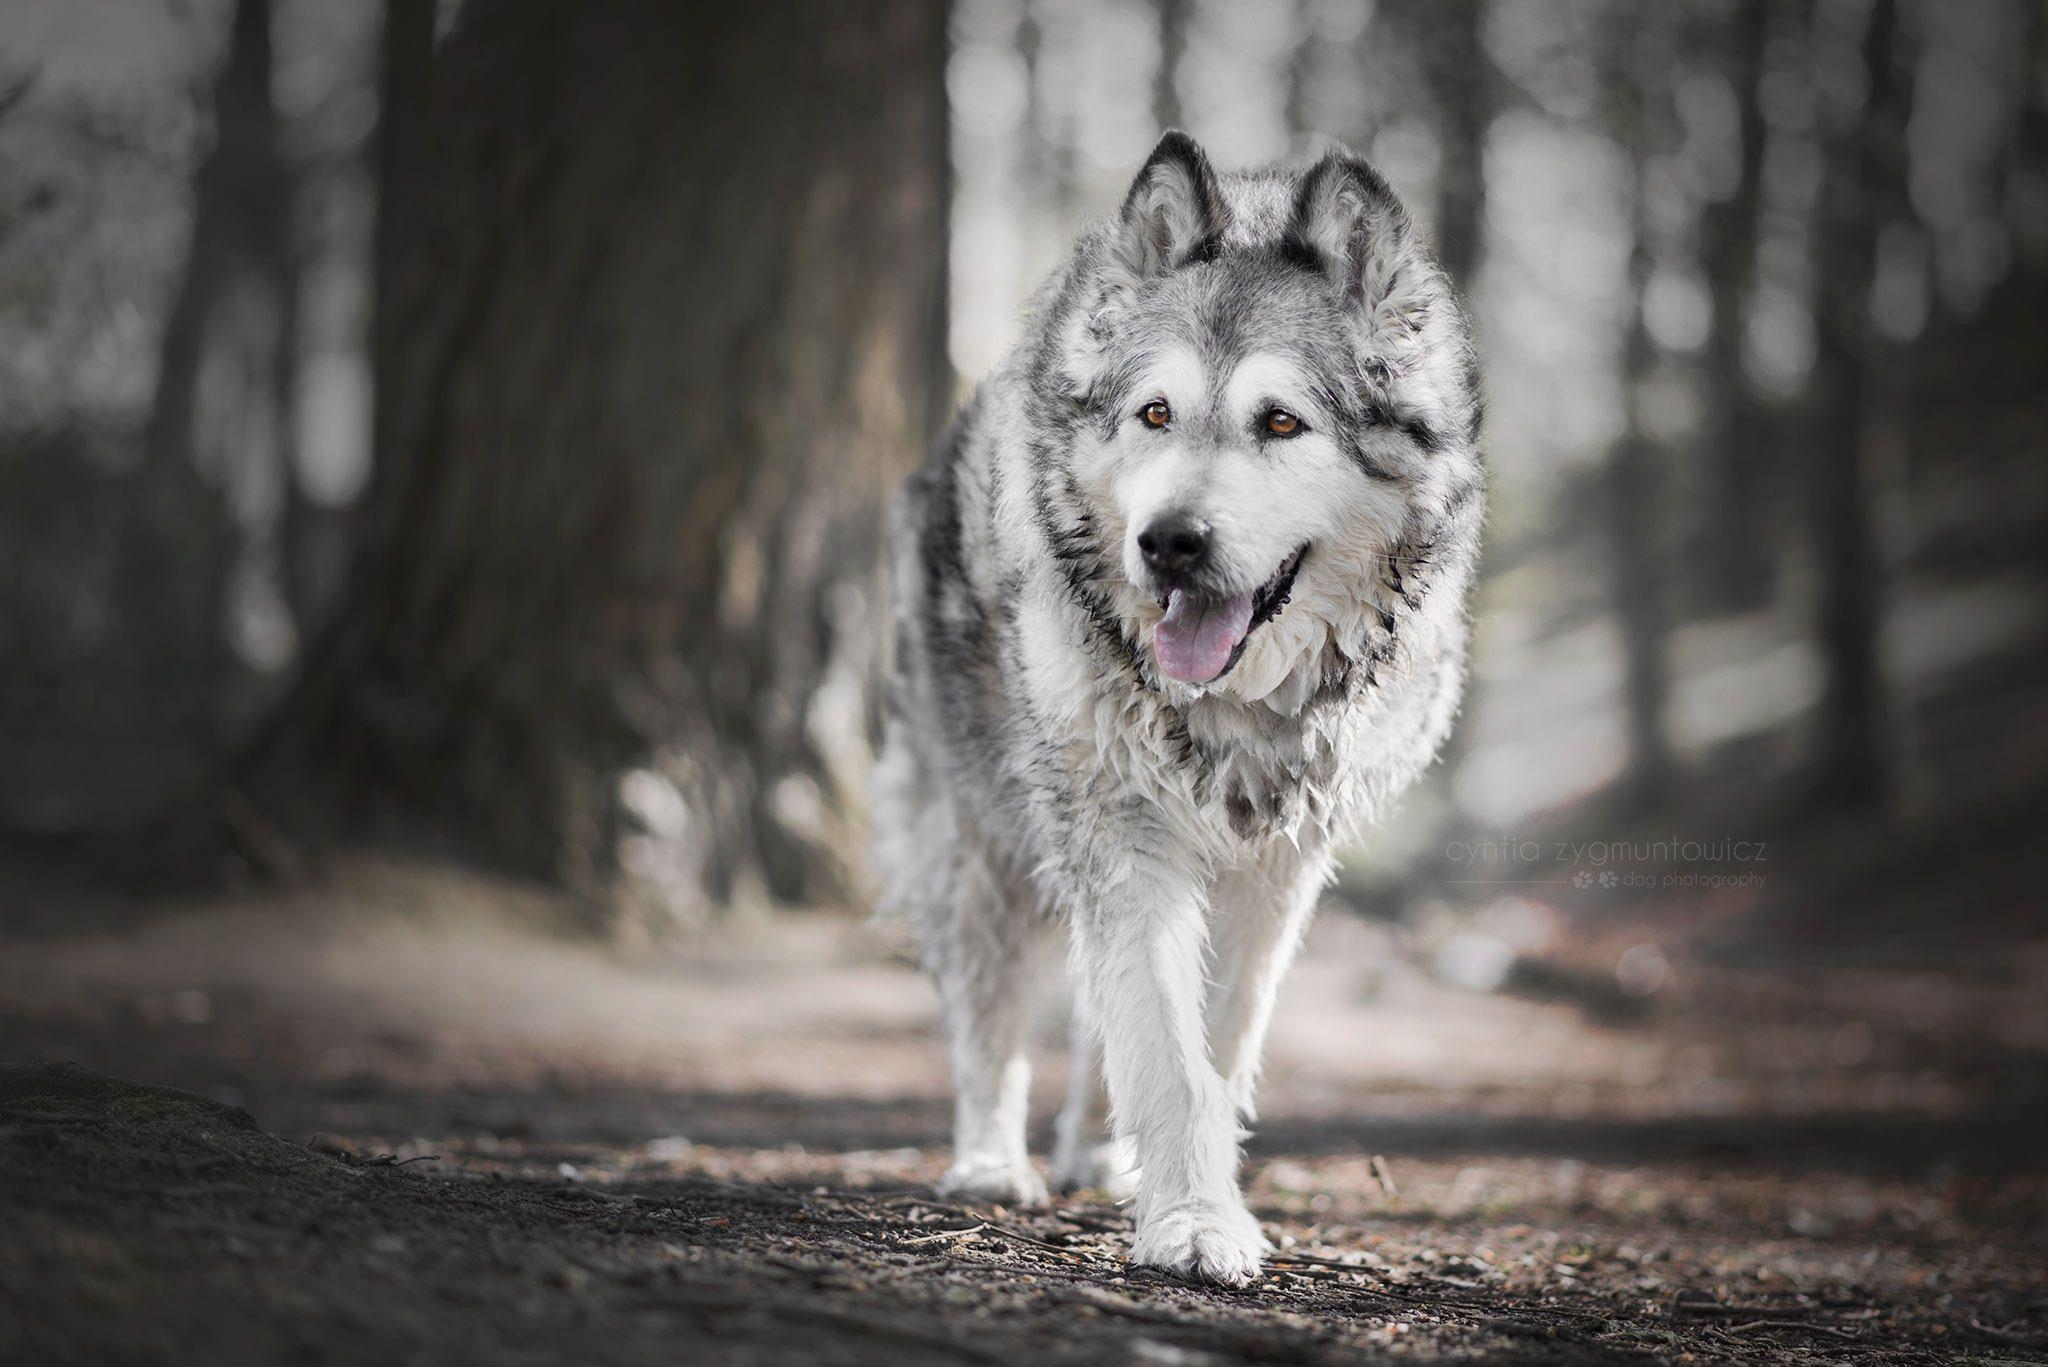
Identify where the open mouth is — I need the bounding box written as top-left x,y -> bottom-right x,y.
1152,543 -> 1308,685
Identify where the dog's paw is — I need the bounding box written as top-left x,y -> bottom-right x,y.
1129,1200 -> 1270,1288
937,1155 -> 1049,1208
1049,1138 -> 1138,1201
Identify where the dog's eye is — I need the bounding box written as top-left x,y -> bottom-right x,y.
1264,408 -> 1303,437
1140,401 -> 1171,429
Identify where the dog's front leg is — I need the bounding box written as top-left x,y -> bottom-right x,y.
1072,861 -> 1267,1287
1206,843 -> 1332,1121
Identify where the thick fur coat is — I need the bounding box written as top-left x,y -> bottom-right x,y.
872,132 -> 1483,1285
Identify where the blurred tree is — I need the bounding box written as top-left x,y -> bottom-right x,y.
1807,0 -> 1913,812
1426,0 -> 1490,296
1032,4 -> 1080,226
1155,0 -> 1188,132
1695,0 -> 1775,615
250,1 -> 950,924
2017,3 -> 2048,268
1604,7 -> 1679,806
124,0 -> 297,793
1415,0 -> 1492,795
15,0 -> 2043,909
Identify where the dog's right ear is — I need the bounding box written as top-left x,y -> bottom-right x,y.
1108,131 -> 1231,283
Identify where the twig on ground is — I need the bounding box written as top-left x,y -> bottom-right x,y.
1268,1251 -> 1378,1272
896,1202 -> 1108,1261
1726,1319 -> 1863,1340
1970,1319 -> 2048,1349
936,1262 -> 1122,1287
981,1223 -> 1105,1260
899,1222 -> 986,1246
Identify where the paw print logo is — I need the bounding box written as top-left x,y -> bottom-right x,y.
1572,870 -> 1595,889
1598,870 -> 1619,889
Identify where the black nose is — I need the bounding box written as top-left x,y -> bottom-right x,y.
1137,513 -> 1212,579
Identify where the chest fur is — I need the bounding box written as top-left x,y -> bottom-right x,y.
1036,656 -> 1353,857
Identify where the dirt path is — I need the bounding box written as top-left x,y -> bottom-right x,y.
2,863 -> 2045,1363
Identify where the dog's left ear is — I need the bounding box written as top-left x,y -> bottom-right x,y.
1286,150 -> 1434,347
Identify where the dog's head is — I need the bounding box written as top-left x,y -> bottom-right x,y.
1050,132 -> 1480,706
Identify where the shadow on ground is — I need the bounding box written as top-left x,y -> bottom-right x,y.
6,1062 -> 2046,1366
3,864 -> 2046,1363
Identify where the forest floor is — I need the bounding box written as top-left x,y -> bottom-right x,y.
2,850 -> 2045,1365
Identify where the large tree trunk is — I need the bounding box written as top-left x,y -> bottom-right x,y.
257,2 -> 949,926
1807,0 -> 1911,813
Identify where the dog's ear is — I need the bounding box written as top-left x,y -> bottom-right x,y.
1108,131 -> 1230,283
1061,132 -> 1230,400
1286,150 -> 1433,347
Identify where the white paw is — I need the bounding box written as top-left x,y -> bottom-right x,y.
1129,1200 -> 1270,1288
936,1155 -> 1049,1207
1049,1137 -> 1138,1201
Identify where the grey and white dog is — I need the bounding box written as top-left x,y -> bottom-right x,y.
872,132 -> 1482,1286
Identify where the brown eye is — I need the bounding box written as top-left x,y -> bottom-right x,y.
1265,408 -> 1301,436
1140,401 -> 1171,429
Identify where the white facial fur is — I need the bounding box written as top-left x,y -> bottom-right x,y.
1076,346 -> 1412,705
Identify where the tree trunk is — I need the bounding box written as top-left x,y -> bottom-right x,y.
1417,0 -> 1490,797
256,2 -> 950,926
1696,0 -> 1774,616
1155,0 -> 1188,132
1604,9 -> 1677,806
1428,0 -> 1488,296
1807,0 -> 1911,813
123,0 -> 295,811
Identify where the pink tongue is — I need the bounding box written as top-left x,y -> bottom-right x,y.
1153,588 -> 1255,684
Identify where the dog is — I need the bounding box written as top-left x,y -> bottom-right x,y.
872,131 -> 1482,1287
